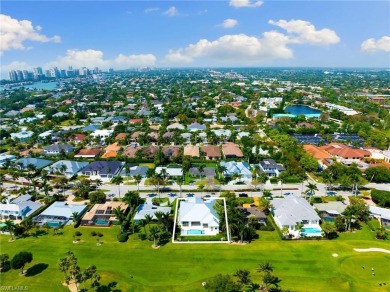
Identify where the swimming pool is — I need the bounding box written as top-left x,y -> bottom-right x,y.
186,230 -> 205,235
95,219 -> 109,226
47,221 -> 61,227
301,227 -> 322,236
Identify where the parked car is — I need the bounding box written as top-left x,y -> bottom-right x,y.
204,194 -> 211,198
152,201 -> 160,206
186,193 -> 194,197
284,192 -> 292,196
238,193 -> 248,197
327,191 -> 337,196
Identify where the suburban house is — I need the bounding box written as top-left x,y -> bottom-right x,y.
320,143 -> 371,161
220,161 -> 252,181
202,145 -> 222,160
122,146 -> 141,158
167,122 -> 185,130
33,201 -> 87,227
101,143 -> 121,158
0,153 -> 16,167
271,197 -> 321,237
189,167 -> 216,178
184,145 -> 200,157
303,144 -> 333,167
43,144 -> 74,155
162,146 -> 181,160
134,204 -> 171,223
80,201 -> 128,227
0,195 -> 42,220
313,202 -> 347,222
222,142 -> 244,158
120,165 -> 149,178
74,148 -> 103,158
258,159 -> 285,177
44,160 -> 89,178
369,206 -> 390,229
187,123 -> 206,132
155,166 -> 183,177
178,197 -> 220,236
11,130 -> 34,142
80,161 -> 123,181
237,206 -> 267,225
90,129 -> 114,141
15,157 -> 53,170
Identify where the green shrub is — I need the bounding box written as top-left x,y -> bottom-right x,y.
91,231 -> 97,236
97,232 -> 103,237
138,233 -> 147,240
371,189 -> 390,207
117,232 -> 128,242
259,224 -> 275,231
74,231 -> 82,237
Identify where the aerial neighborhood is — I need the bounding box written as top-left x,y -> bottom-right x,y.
1,68 -> 389,291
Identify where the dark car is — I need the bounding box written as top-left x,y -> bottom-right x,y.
327,191 -> 337,196
186,193 -> 194,197
204,194 -> 211,198
238,193 -> 248,197
152,201 -> 160,206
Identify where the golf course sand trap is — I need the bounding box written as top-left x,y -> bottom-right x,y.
354,248 -> 390,254
332,253 -> 339,257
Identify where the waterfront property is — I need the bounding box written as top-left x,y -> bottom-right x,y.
178,197 -> 219,236
81,201 -> 128,227
80,161 -> 123,182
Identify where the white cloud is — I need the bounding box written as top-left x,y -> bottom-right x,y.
0,14 -> 61,55
1,61 -> 33,73
361,36 -> 390,53
144,7 -> 159,13
114,54 -> 156,68
164,33 -> 292,65
164,19 -> 339,65
163,6 -> 179,16
221,19 -> 238,28
229,0 -> 263,8
269,19 -> 340,45
45,49 -> 156,69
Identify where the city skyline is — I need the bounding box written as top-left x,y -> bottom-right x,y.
1,1 -> 390,79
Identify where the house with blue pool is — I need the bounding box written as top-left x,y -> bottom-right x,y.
271,196 -> 322,238
81,201 -> 128,227
33,201 -> 87,227
178,197 -> 220,236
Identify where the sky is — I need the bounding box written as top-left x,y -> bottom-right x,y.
1,1 -> 390,79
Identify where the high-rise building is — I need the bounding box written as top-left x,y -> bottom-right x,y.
33,67 -> 44,80
16,70 -> 24,81
9,71 -> 18,81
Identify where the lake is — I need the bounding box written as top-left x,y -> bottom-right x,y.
285,105 -> 322,116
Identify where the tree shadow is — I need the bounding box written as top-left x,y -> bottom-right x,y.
25,263 -> 49,277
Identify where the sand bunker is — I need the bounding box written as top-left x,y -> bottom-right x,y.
354,248 -> 390,254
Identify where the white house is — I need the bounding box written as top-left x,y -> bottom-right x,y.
11,130 -> 34,142
178,197 -> 219,236
155,166 -> 183,177
91,129 -> 113,141
272,196 -> 322,238
0,195 -> 42,220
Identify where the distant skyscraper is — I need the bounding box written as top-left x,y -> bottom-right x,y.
108,68 -> 114,74
16,70 -> 24,81
9,70 -> 17,81
33,67 -> 44,80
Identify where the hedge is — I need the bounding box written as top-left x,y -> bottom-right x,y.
371,189 -> 390,207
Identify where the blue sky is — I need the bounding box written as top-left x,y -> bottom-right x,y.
1,1 -> 389,78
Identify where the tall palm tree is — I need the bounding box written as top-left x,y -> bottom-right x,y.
139,219 -> 148,235
198,164 -> 205,183
305,182 -> 318,200
112,207 -> 126,232
95,179 -> 103,190
144,214 -> 153,234
258,172 -> 268,196
149,226 -> 159,247
111,176 -> 124,198
59,177 -> 68,196
43,183 -> 53,198
234,269 -> 251,285
277,172 -> 288,196
133,174 -> 142,196
154,211 -> 164,229
2,220 -> 16,240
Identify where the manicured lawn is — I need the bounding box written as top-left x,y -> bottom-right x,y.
1,225 -> 390,292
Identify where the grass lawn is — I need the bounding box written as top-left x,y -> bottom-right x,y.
1,225 -> 390,292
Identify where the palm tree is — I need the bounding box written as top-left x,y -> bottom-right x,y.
113,207 -> 126,231
124,165 -> 131,182
149,225 -> 159,247
144,214 -> 153,234
111,176 -> 124,198
2,220 -> 16,240
58,176 -> 68,196
198,164 -> 205,183
43,183 -> 53,198
197,184 -> 205,198
305,182 -> 318,200
72,211 -> 79,223
10,170 -> 20,188
59,164 -> 68,176
154,211 -> 164,229
95,179 -> 103,190
277,172 -> 288,196
133,174 -> 142,196
139,219 -> 148,235
258,172 -> 268,195
257,261 -> 274,274
234,269 -> 251,285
